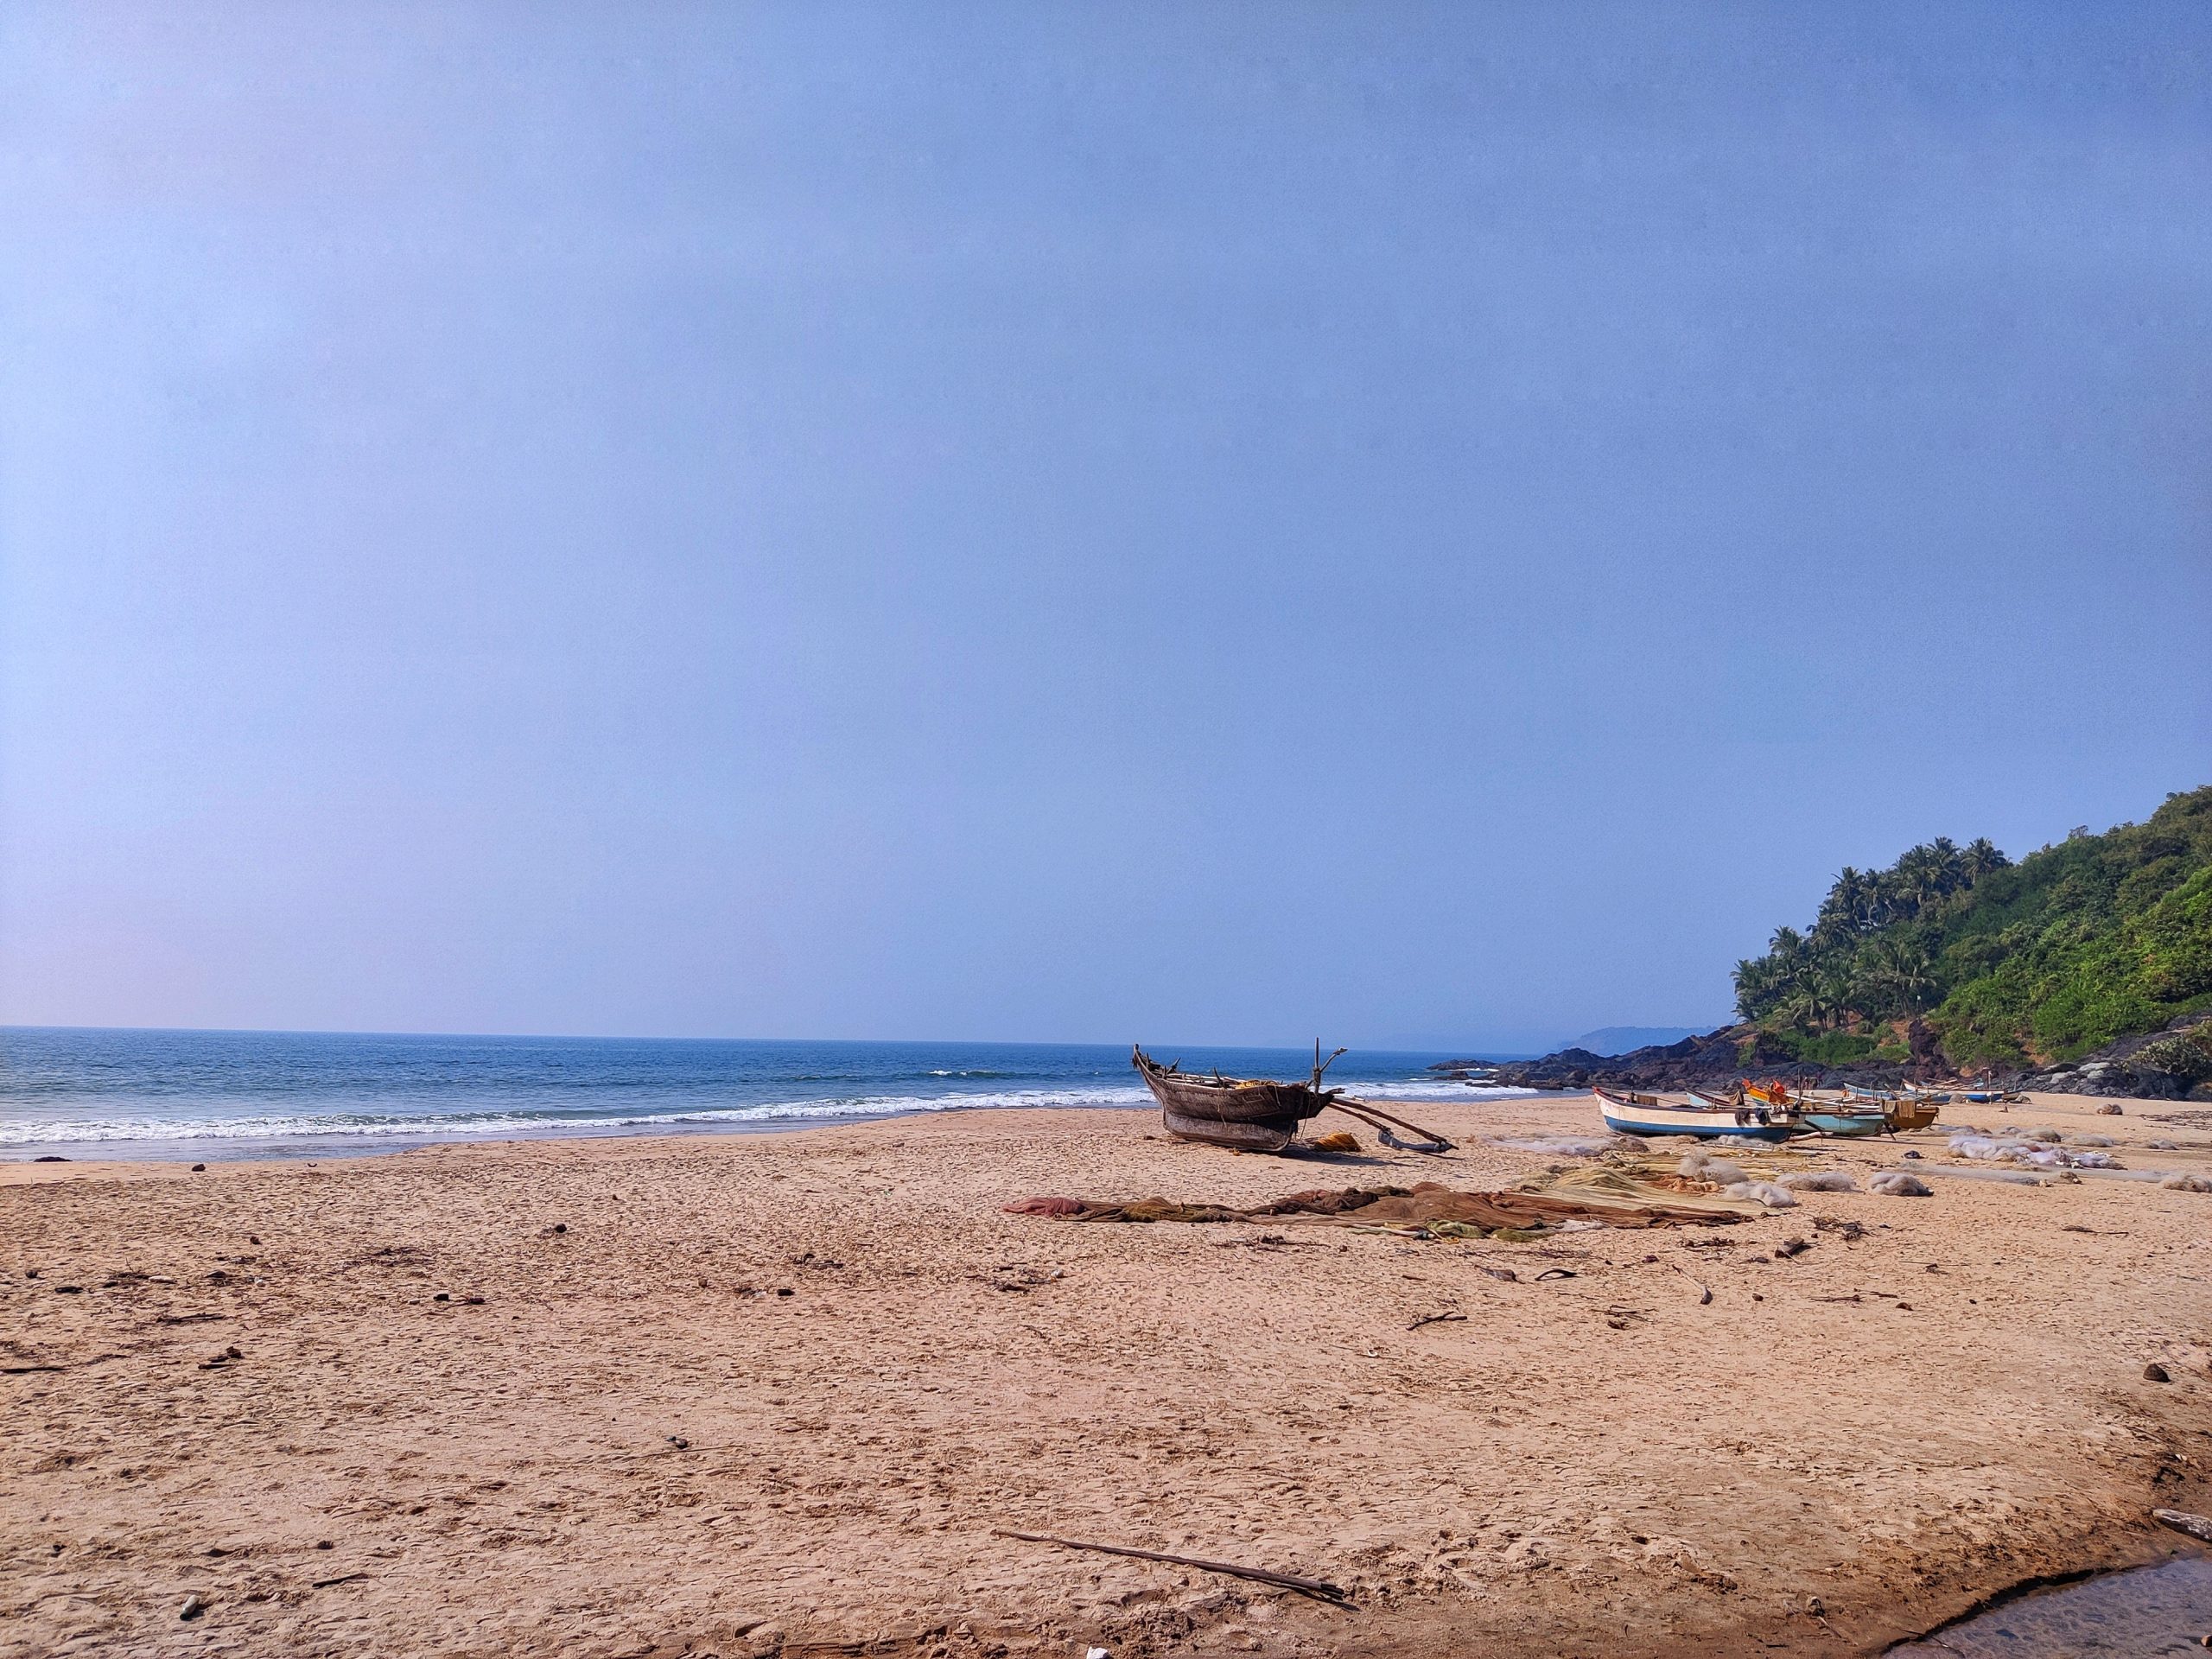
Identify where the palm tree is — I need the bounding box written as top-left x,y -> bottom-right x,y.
1891,842 -> 1961,916
1857,935 -> 1937,1017
1962,837 -> 2009,883
1929,836 -> 1966,894
1820,868 -> 1874,937
1732,957 -> 1777,1021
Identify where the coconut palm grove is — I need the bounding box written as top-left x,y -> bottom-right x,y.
1732,785 -> 2212,1072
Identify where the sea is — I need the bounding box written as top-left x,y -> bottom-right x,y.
0,1027 -> 1529,1163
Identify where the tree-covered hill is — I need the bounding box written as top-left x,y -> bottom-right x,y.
1732,785 -> 2212,1072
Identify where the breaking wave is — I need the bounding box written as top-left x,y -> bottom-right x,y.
0,1086 -> 1160,1147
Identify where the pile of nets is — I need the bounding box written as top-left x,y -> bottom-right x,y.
1665,1148 -> 1800,1209
1003,1175 -> 1764,1237
1947,1132 -> 2123,1171
1573,1147 -> 1865,1209
1484,1133 -> 1649,1158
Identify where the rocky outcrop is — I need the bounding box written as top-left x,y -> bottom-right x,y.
1432,1025 -> 1904,1092
2020,1013 -> 2212,1101
1438,1008 -> 2212,1098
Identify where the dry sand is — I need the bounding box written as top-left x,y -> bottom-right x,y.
5,1090 -> 2212,1658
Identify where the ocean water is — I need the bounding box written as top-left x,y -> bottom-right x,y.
1886,1554 -> 2212,1656
0,1027 -> 1528,1162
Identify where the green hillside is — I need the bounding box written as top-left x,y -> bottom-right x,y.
1732,785 -> 2212,1071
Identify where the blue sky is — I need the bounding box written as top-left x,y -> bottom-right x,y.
3,5 -> 2208,1052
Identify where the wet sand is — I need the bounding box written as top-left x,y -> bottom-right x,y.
5,1090 -> 2211,1658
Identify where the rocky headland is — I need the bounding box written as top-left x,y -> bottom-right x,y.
1438,1009 -> 2212,1100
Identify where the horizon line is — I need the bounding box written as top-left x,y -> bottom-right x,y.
0,1020 -> 1581,1059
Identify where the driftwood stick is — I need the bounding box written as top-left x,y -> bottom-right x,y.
2,1352 -> 122,1376
992,1528 -> 1348,1602
2153,1508 -> 2212,1544
1668,1262 -> 1713,1305
1407,1310 -> 1467,1332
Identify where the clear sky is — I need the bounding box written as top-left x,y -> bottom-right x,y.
3,5 -> 2208,1052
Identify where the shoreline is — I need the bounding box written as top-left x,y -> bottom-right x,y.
0,1105 -> 984,1170
6,1091 -> 2210,1657
0,1089 -> 1537,1169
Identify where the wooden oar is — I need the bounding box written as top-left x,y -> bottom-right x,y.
1319,1095 -> 1454,1154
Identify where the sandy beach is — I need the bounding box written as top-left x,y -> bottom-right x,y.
6,1091 -> 2211,1659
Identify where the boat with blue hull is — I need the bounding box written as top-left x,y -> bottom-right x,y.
1595,1086 -> 1805,1141
1802,1103 -> 1893,1138
1688,1086 -> 1888,1138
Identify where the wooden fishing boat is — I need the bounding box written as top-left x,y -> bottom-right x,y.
1595,1086 -> 1804,1141
1835,1081 -> 1942,1131
1844,1080 -> 1950,1106
1754,1078 -> 1896,1138
1885,1098 -> 1941,1133
1131,1046 -> 1455,1154
1799,1099 -> 1892,1137
1690,1084 -> 1886,1138
1132,1049 -> 1325,1152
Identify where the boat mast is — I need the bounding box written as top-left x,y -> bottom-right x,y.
1311,1040 -> 1347,1091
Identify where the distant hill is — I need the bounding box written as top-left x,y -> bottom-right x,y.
1731,785 -> 2212,1073
1566,1026 -> 1712,1057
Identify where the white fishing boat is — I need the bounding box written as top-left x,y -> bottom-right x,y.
1595,1086 -> 1805,1141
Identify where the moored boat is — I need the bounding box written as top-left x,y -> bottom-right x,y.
1131,1046 -> 1456,1154
1132,1047 -> 1327,1151
1801,1101 -> 1893,1137
1595,1085 -> 1804,1141
1834,1081 -> 1943,1130
1885,1098 -> 1941,1132
1692,1084 -> 1886,1138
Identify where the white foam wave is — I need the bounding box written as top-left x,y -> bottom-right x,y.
0,1076 -> 1526,1150
1339,1082 -> 1536,1101
0,1086 -> 1159,1147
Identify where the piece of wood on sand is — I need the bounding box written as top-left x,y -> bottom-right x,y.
991,1528 -> 1349,1603
2152,1508 -> 2212,1544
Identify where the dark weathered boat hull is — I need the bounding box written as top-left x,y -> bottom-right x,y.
1133,1046 -> 1327,1149
1158,1108 -> 1298,1153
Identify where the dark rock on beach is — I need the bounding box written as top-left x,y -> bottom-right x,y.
2019,1013 -> 2212,1102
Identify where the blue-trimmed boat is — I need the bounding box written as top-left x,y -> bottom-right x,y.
1595,1086 -> 1805,1141
1844,1082 -> 1951,1107
1687,1086 -> 1888,1139
1798,1097 -> 1893,1137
